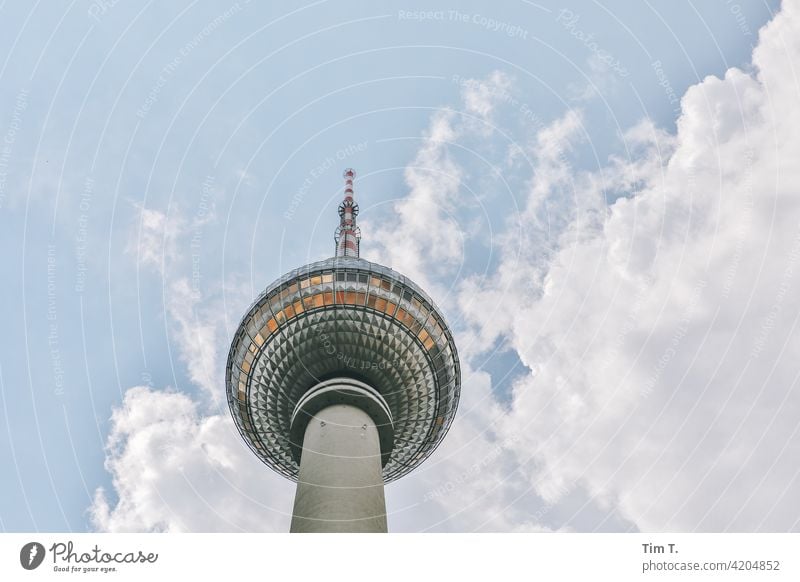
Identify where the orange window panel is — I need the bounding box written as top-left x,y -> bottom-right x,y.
275,310 -> 286,324
300,278 -> 311,289
335,291 -> 346,304
323,291 -> 334,305
254,333 -> 264,346
402,311 -> 416,328
242,359 -> 251,373
395,307 -> 407,322
344,291 -> 357,304
293,300 -> 304,315
313,293 -> 325,308
375,297 -> 387,311
418,329 -> 430,343
303,296 -> 315,309
385,301 -> 397,316
322,273 -> 333,284
367,295 -> 377,308
370,276 -> 381,288
423,336 -> 435,351
355,291 -> 366,305
310,275 -> 322,286
284,305 -> 295,318
381,279 -> 392,291
267,318 -> 278,333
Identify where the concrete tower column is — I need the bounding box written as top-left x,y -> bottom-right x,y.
288,378 -> 394,533
290,404 -> 387,532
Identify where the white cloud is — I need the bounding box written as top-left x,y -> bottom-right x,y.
462,70 -> 514,123
459,1 -> 800,531
123,200 -> 250,402
365,73 -> 590,532
126,204 -> 184,272
165,274 -> 252,403
363,106 -> 464,291
388,364 -> 549,532
364,71 -> 514,294
94,198 -> 278,531
91,386 -> 292,532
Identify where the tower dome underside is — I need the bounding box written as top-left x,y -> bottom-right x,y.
226,257 -> 460,483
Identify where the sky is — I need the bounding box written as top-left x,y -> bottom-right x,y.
1,0 -> 797,532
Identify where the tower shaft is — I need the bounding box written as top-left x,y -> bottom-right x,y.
290,402 -> 388,533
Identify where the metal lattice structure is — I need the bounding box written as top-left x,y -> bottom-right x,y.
226,168 -> 460,487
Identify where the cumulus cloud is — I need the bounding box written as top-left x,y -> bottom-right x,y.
91,386 -> 292,532
364,107 -> 464,290
165,275 -> 253,403
91,272 -> 275,531
94,197 -> 277,531
458,2 -> 800,531
387,363 -> 543,532
124,200 -> 250,402
365,71 -> 514,292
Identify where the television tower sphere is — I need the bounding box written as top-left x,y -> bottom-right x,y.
226,168 -> 461,532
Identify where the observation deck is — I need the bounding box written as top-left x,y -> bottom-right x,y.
226,256 -> 461,484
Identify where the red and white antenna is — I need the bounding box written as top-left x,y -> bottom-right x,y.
335,168 -> 361,257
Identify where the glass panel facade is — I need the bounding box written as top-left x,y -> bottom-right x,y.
226,256 -> 460,484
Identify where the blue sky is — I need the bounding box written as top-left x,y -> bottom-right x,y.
3,0 -> 798,532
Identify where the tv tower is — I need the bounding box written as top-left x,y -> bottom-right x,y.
226,169 -> 461,532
